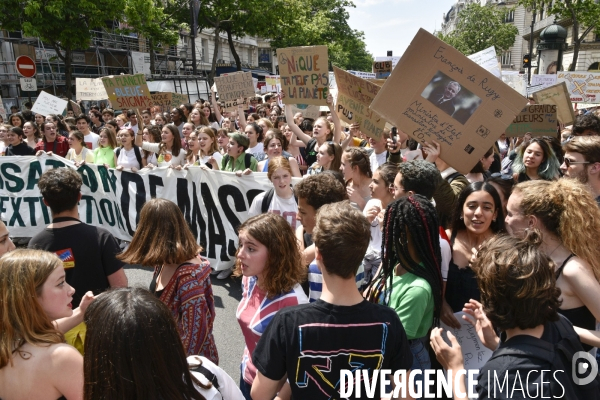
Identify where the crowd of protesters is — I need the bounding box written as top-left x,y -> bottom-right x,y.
1,86 -> 600,400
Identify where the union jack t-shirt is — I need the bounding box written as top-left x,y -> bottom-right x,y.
236,275 -> 308,384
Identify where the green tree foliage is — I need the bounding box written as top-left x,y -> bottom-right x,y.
437,3 -> 519,56
519,0 -> 600,71
0,0 -> 125,98
267,0 -> 373,71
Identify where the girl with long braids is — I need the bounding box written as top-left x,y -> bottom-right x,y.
366,194 -> 443,394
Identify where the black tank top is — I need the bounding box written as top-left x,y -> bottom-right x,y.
556,254 -> 596,351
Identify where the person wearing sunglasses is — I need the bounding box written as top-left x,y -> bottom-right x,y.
561,136 -> 600,205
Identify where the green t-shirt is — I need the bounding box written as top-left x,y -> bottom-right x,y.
93,146 -> 116,168
389,270 -> 433,340
220,152 -> 258,172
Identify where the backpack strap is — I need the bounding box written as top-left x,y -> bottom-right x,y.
261,188 -> 275,213
115,147 -> 121,158
133,145 -> 143,168
244,153 -> 253,169
223,154 -> 230,168
190,364 -> 220,390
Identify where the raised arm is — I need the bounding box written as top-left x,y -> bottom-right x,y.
326,92 -> 342,144
238,103 -> 247,132
283,95 -> 312,145
211,87 -> 223,123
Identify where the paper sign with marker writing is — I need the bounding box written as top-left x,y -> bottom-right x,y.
532,82 -> 576,126
349,70 -> 376,79
334,66 -> 386,140
441,312 -> 493,370
467,46 -> 500,78
171,93 -> 188,109
76,78 -> 108,101
372,61 -> 392,79
277,45 -> 329,105
529,74 -> 558,95
151,92 -> 173,110
265,75 -> 281,92
31,91 -> 68,116
370,29 -> 527,174
101,74 -> 153,111
505,105 -> 557,137
214,72 -> 255,102
557,71 -> 600,103
501,73 -> 527,97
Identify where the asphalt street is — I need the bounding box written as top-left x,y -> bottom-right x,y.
124,265 -> 245,380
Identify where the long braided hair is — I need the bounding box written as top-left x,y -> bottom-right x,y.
366,194 -> 443,325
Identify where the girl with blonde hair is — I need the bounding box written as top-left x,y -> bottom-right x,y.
505,179 -> 600,350
0,249 -> 94,400
186,127 -> 222,168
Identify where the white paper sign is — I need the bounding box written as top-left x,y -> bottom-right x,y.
528,74 -> 558,96
20,78 -> 37,92
501,73 -> 527,97
348,70 -> 376,79
131,51 -> 151,77
31,91 -> 68,116
76,78 -> 109,101
467,46 -> 501,78
440,312 -> 493,370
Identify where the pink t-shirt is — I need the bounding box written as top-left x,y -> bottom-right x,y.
236,275 -> 308,384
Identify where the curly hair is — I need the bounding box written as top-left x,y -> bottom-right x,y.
234,214 -> 306,298
294,172 -> 347,210
473,231 -> 561,331
312,201 -> 370,279
515,179 -> 600,282
512,138 -> 561,180
366,195 -> 443,326
573,113 -> 600,136
38,167 -> 82,214
343,147 -> 372,178
397,160 -> 442,199
0,250 -> 64,369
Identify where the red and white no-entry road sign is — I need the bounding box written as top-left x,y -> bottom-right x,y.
15,56 -> 36,78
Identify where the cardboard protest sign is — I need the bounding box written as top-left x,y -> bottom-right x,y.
31,91 -> 68,116
214,72 -> 255,102
171,93 -> 188,109
505,105 -> 557,137
76,78 -> 108,101
528,74 -> 558,96
334,66 -> 386,139
69,100 -> 81,116
277,45 -> 329,105
375,56 -> 400,70
532,82 -> 576,126
223,98 -> 248,111
101,74 -> 153,111
0,96 -> 7,121
349,70 -> 376,79
441,312 -> 493,395
265,75 -> 281,92
557,71 -> 600,103
467,46 -> 501,78
370,29 -> 528,174
151,92 -> 173,110
372,61 -> 392,79
289,104 -> 321,120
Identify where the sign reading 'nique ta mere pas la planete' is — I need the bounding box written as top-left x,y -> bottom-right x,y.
277,45 -> 329,105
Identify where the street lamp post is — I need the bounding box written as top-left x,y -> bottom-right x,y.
527,5 -> 536,84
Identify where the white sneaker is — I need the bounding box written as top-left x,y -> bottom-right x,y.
216,268 -> 233,280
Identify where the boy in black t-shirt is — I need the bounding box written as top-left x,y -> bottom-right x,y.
28,167 -> 127,306
251,201 -> 413,400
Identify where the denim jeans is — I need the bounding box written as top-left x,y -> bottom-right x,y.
239,368 -> 253,400
409,336 -> 431,399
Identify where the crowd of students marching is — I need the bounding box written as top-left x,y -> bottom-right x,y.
1,91 -> 600,399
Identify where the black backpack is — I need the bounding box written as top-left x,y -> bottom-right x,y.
260,187 -> 298,213
115,145 -> 143,169
222,153 -> 254,170
489,315 -> 600,399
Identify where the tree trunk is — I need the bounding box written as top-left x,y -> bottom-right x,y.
208,25 -> 220,86
570,21 -> 579,71
226,27 -> 242,71
64,47 -> 73,100
149,37 -> 156,75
